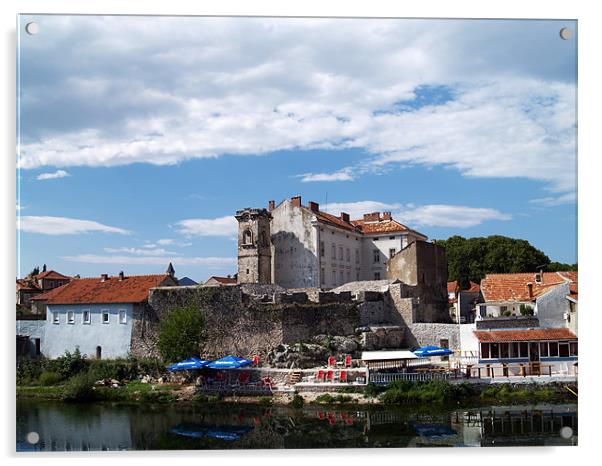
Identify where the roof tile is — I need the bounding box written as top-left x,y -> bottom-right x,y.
474,328 -> 577,342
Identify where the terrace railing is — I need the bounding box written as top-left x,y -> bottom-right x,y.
369,372 -> 450,384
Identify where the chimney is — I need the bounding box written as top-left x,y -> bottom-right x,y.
118,271 -> 125,281
268,200 -> 275,212
527,282 -> 533,299
308,201 -> 320,213
382,211 -> 392,220
291,196 -> 302,207
100,273 -> 108,282
363,212 -> 380,222
340,212 -> 350,223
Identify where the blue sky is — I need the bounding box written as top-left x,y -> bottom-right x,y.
16,16 -> 577,281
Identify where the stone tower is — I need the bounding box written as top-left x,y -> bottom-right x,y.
235,208 -> 272,284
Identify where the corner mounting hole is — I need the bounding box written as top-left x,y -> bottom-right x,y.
559,27 -> 573,40
25,22 -> 39,35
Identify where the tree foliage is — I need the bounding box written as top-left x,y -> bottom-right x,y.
157,304 -> 206,363
436,235 -> 564,284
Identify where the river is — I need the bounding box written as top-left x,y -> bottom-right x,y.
16,400 -> 577,451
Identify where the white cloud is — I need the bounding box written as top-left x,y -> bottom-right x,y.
18,216 -> 130,235
156,238 -> 173,245
36,170 -> 70,180
324,201 -> 401,219
103,247 -> 180,256
61,254 -> 235,267
17,17 -> 576,200
176,216 -> 237,237
529,192 -> 577,207
395,204 -> 511,228
298,169 -> 354,183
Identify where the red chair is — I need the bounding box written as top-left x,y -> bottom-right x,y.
328,356 -> 336,367
262,376 -> 276,389
345,355 -> 352,367
345,419 -> 353,425
318,412 -> 326,420
340,371 -> 348,383
326,370 -> 334,382
238,371 -> 250,384
316,370 -> 325,382
252,355 -> 260,366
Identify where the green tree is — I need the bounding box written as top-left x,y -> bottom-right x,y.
436,235 -> 553,283
157,304 -> 206,362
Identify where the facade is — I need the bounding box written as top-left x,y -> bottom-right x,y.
478,271 -> 577,328
37,268 -> 177,359
238,196 -> 427,289
566,283 -> 578,335
447,281 -> 481,323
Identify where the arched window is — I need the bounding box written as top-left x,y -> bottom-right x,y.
243,229 -> 253,245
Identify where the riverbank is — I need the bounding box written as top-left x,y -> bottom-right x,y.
17,378 -> 577,407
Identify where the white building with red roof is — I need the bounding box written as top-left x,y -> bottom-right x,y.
35,267 -> 178,359
247,196 -> 428,289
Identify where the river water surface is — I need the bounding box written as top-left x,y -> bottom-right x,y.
17,400 -> 577,451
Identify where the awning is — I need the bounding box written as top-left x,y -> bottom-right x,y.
206,355 -> 253,369
361,350 -> 419,361
413,346 -> 454,357
167,357 -> 210,371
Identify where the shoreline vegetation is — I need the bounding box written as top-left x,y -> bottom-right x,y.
17,352 -> 576,407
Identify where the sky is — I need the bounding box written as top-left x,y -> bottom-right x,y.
16,15 -> 577,282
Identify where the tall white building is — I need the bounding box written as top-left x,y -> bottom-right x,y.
237,196 -> 427,289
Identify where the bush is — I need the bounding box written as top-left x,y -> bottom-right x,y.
17,358 -> 43,385
158,304 -> 206,362
290,394 -> 304,409
364,383 -> 387,398
258,396 -> 272,406
38,371 -> 63,386
380,380 -> 474,405
315,393 -> 335,404
54,348 -> 89,379
519,304 -> 534,316
62,373 -> 96,402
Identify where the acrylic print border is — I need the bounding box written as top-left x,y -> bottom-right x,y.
5,0 -> 596,462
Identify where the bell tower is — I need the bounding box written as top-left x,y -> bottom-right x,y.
235,208 -> 272,284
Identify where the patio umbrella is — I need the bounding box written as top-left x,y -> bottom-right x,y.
167,357 -> 210,372
413,346 -> 454,357
206,355 -> 253,369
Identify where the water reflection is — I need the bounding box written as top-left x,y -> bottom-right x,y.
16,401 -> 577,451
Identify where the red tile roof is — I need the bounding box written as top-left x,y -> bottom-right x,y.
351,218 -> 427,238
36,270 -> 71,280
16,278 -> 41,291
314,211 -> 361,233
480,271 -> 577,302
31,274 -> 175,304
205,276 -> 237,285
567,283 -> 578,302
474,328 -> 577,342
447,280 -> 480,294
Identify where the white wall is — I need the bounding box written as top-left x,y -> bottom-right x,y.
318,224 -> 363,288
536,283 -> 571,328
44,303 -> 134,359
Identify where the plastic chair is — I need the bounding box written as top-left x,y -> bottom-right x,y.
328,356 -> 336,367
316,370 -> 325,382
340,370 -> 348,383
252,355 -> 260,366
345,355 -> 352,367
326,370 -> 334,382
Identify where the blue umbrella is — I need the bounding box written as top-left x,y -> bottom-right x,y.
206,355 -> 252,369
413,346 -> 454,357
170,423 -> 253,441
167,357 -> 210,372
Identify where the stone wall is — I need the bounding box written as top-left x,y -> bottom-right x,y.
406,323 -> 460,351
16,318 -> 45,357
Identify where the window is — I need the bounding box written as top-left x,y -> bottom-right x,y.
320,268 -> 325,285
35,338 -> 41,355
331,244 -> 336,259
559,342 -> 570,357
242,229 -> 253,245
519,342 -> 528,358
389,236 -> 395,240
338,246 -> 343,261
355,249 -> 360,264
52,312 -> 59,324
510,342 -> 519,358
373,237 -> 379,241
548,341 -> 559,357
340,270 -> 344,283
346,248 -> 350,262
481,343 -> 490,359
102,311 -> 110,324
500,343 -> 509,358
347,271 -> 351,282
500,306 -> 507,313
540,342 -> 549,357
356,271 -> 360,281
119,310 -> 127,324
389,248 -> 396,258
83,310 -> 91,324
332,270 -> 337,286
320,241 -> 325,257
67,311 -> 75,324
374,272 -> 381,280
490,343 -> 499,359
373,249 -> 380,263
570,342 -> 578,356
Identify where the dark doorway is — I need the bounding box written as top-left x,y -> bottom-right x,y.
529,342 -> 539,362
34,338 -> 41,356
96,346 -> 102,359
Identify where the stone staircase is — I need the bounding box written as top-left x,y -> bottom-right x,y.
287,371 -> 303,385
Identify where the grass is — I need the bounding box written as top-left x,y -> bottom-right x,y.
480,385 -> 558,403
314,393 -> 354,404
